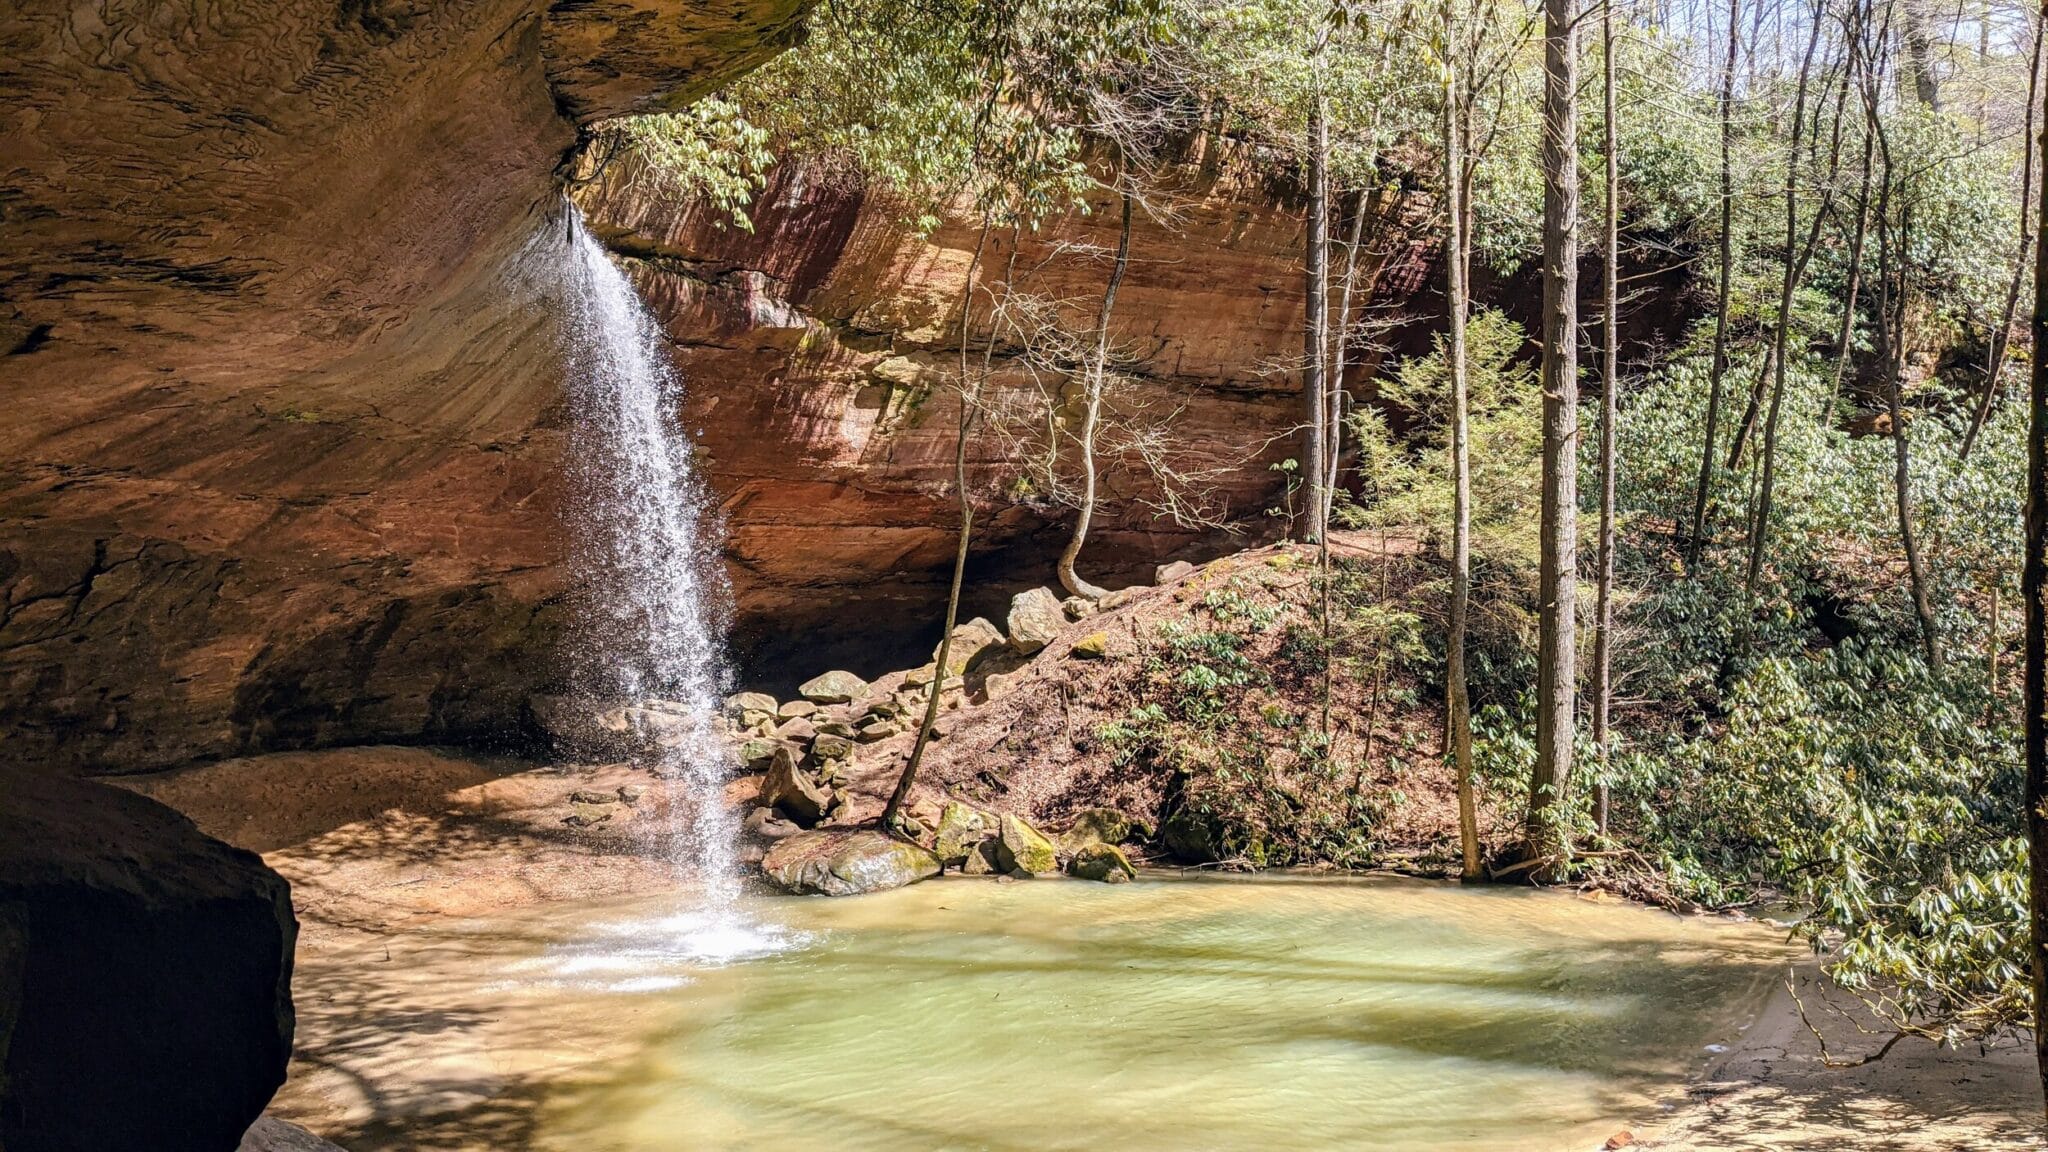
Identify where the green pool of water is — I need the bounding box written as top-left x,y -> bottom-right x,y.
504,874 -> 1783,1151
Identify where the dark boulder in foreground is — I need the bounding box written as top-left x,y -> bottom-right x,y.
0,766 -> 297,1152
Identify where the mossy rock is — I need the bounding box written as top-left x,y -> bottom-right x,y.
1160,808 -> 1221,863
1067,843 -> 1138,883
1070,632 -> 1110,659
761,830 -> 941,896
996,813 -> 1058,876
932,802 -> 991,865
798,670 -> 870,704
760,746 -> 831,827
1056,807 -> 1132,857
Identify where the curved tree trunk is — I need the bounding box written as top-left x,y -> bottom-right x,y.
1057,187 -> 1132,603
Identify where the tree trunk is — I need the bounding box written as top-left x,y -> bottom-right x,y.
1592,0 -> 1619,837
2022,0 -> 2048,1099
1826,129 -> 1874,429
1056,188 -> 1132,603
883,224 -> 997,830
1746,3 -> 1830,592
1687,0 -> 1740,565
1328,188 -> 1368,521
1302,69 -> 1331,543
1526,0 -> 1581,880
1444,27 -> 1482,882
1961,17 -> 2043,460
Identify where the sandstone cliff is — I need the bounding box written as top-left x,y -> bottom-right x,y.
0,0 -> 806,773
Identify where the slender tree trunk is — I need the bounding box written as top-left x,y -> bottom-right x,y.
1328,188 -> 1368,519
1057,188 -> 1132,602
1592,0 -> 1620,838
1527,0 -> 1581,880
1869,143 -> 1942,670
1444,29 -> 1482,882
884,224 -> 997,830
1303,67 -> 1331,544
1746,3 -> 1829,592
1961,15 -> 2043,460
2021,0 -> 2048,1098
1826,129 -> 1875,429
1687,0 -> 1741,565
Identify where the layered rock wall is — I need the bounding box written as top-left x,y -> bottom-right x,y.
0,0 -> 806,773
577,150 -> 1434,673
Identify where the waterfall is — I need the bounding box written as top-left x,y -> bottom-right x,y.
557,206 -> 739,915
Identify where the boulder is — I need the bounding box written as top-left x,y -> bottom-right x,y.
759,747 -> 831,826
1067,843 -> 1138,883
1160,808 -> 1221,863
960,839 -> 1004,875
239,1117 -> 350,1151
996,813 -> 1059,876
933,617 -> 1005,675
1057,807 -> 1133,857
737,737 -> 785,769
1155,560 -> 1197,584
1071,632 -> 1111,659
724,691 -> 780,720
798,670 -> 869,704
1006,587 -> 1066,655
762,830 -> 941,896
932,802 -> 992,865
1,765 -> 296,1152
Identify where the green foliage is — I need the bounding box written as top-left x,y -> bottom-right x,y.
603,99 -> 773,229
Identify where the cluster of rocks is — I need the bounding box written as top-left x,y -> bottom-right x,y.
759,805 -> 1142,896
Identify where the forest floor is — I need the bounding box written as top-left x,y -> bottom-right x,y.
120,742 -> 2044,1150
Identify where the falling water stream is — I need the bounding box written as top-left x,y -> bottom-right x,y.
556,205 -> 749,934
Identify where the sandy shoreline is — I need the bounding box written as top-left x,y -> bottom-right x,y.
120,746 -> 2046,1151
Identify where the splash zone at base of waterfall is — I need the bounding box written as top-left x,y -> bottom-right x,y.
555,204 -> 758,955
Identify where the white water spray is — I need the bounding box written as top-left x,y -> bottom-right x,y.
557,206 -> 740,915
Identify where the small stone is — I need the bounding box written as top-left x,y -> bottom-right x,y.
812,733 -> 855,761
569,789 -> 619,806
857,719 -> 902,742
863,696 -> 908,721
902,664 -> 938,689
616,785 -> 645,806
1154,560 -> 1196,584
759,746 -> 831,826
933,617 -> 1005,675
1061,596 -> 1097,621
563,803 -> 615,829
724,691 -> 779,719
744,806 -> 802,840
813,720 -> 859,738
1266,552 -> 1298,570
1006,587 -> 1066,655
737,737 -> 783,768
1067,842 -> 1138,883
773,717 -> 818,743
1099,587 -> 1143,609
1071,632 -> 1110,659
996,813 -> 1059,876
1603,1133 -> 1637,1150
777,699 -> 819,721
983,670 -> 1019,700
798,670 -> 870,704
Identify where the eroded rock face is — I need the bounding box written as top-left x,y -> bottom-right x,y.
0,0 -> 816,774
575,154 -> 1433,675
0,766 -> 298,1152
